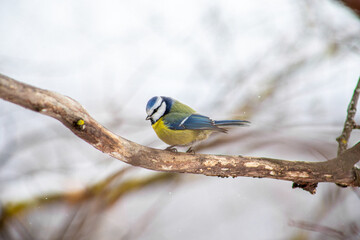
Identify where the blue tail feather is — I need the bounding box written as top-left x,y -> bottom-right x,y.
214,120 -> 250,126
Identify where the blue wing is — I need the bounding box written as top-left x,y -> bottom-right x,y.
163,113 -> 227,132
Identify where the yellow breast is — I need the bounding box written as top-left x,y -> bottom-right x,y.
152,117 -> 211,146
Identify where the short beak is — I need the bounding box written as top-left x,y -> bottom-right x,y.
146,115 -> 151,120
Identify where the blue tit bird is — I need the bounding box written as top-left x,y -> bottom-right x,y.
145,96 -> 250,152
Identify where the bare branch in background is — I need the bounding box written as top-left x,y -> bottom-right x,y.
0,168 -> 177,229
336,0 -> 360,17
0,73 -> 360,195
289,220 -> 345,239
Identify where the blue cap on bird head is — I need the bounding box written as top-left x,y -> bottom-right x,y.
146,96 -> 160,113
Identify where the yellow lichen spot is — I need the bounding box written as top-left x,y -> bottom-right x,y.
341,138 -> 347,144
77,119 -> 85,126
74,119 -> 86,130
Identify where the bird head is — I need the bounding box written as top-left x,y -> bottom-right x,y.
146,96 -> 172,124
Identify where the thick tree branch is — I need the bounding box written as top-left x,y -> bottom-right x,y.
1,73 -> 359,194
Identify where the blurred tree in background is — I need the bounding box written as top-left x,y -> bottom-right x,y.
0,0 -> 360,239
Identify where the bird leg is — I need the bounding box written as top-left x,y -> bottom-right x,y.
165,145 -> 178,153
186,147 -> 195,154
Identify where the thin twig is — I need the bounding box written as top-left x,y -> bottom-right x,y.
337,77 -> 360,155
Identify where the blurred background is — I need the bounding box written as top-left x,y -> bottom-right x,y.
0,0 -> 360,239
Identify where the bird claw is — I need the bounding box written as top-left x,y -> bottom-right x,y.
165,146 -> 178,153
186,147 -> 195,154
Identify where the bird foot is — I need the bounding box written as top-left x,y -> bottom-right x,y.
186,147 -> 195,154
165,146 -> 178,153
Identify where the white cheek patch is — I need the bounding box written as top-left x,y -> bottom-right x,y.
152,102 -> 166,122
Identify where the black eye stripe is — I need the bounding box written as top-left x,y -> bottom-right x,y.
151,100 -> 164,116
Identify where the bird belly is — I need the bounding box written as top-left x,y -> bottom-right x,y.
152,119 -> 211,146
